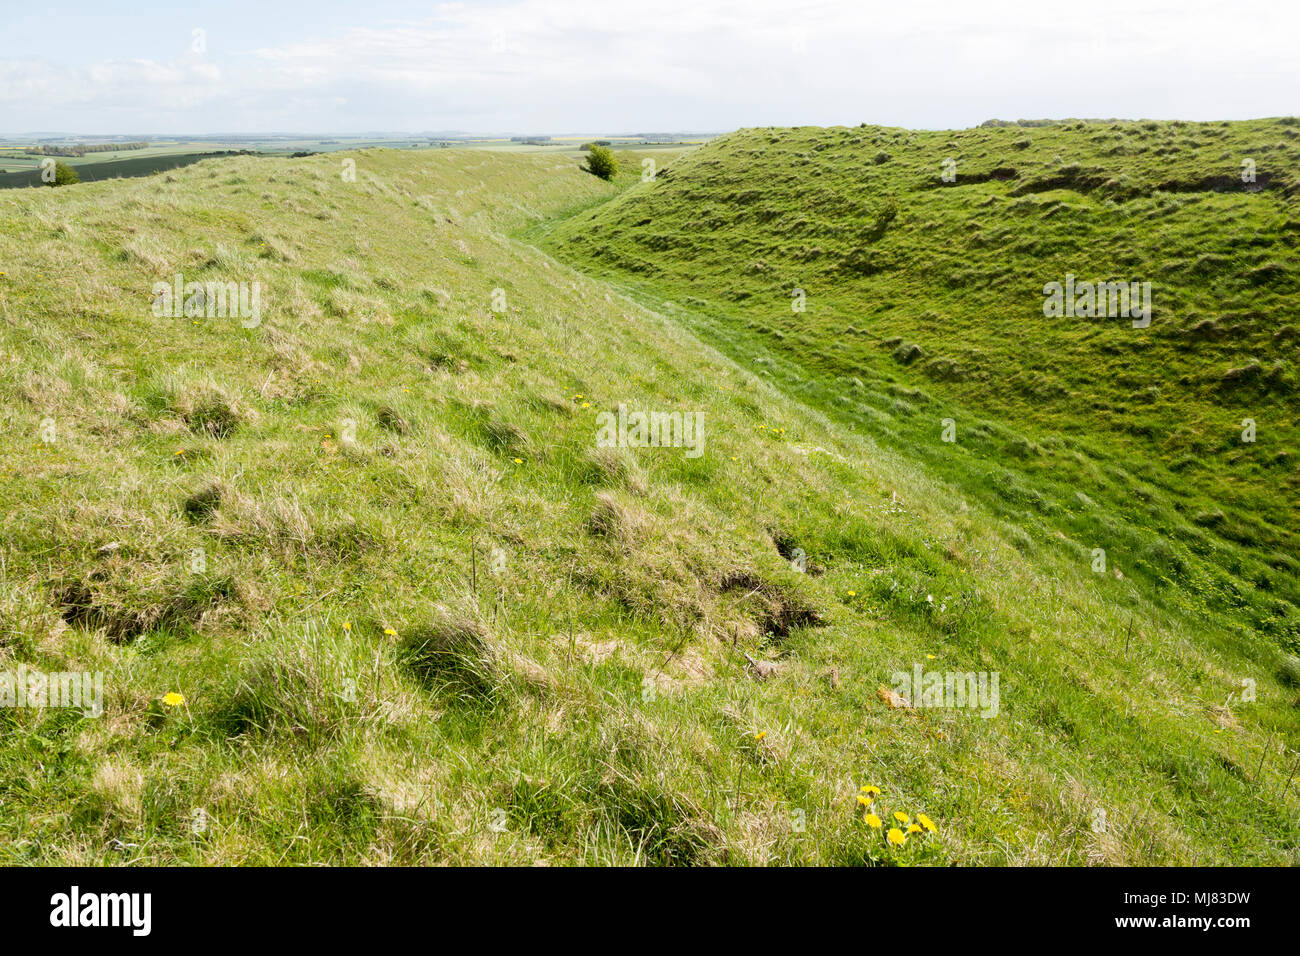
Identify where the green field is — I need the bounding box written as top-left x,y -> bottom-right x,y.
0,137 -> 710,189
0,151 -> 250,189
0,142 -> 247,170
0,135 -> 1296,865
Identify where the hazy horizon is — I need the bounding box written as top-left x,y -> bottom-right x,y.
7,115 -> 1299,140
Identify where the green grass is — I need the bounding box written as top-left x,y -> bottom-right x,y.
537,119 -> 1300,657
0,138 -> 1295,866
0,140 -> 701,190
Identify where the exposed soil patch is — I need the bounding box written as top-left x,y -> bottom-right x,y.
55,575 -> 236,643
925,166 -> 1019,188
718,571 -> 822,640
770,530 -> 824,575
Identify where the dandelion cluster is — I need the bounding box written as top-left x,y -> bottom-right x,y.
857,784 -> 938,849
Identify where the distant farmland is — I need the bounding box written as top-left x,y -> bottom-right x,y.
0,151 -> 248,189
0,135 -> 717,189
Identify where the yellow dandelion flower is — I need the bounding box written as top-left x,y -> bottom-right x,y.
581,402 -> 591,408
893,811 -> 910,826
342,621 -> 352,632
926,653 -> 936,660
753,730 -> 767,741
860,785 -> 881,795
857,794 -> 872,806
161,692 -> 185,707
847,590 -> 856,597
917,813 -> 937,833
907,823 -> 922,834
383,628 -> 396,636
174,449 -> 184,456
864,812 -> 882,828
512,457 -> 523,464
887,827 -> 906,846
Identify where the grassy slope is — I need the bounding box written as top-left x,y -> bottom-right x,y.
538,119 -> 1300,657
0,145 -> 1296,865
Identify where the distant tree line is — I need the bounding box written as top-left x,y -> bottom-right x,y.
27,142 -> 149,157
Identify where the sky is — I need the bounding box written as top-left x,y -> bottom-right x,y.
1,0 -> 1297,135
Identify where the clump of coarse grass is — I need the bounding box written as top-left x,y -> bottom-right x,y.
375,404 -> 410,434
585,491 -> 643,542
397,609 -> 502,702
211,634 -> 363,743
578,446 -> 646,493
183,481 -> 225,523
180,387 -> 248,438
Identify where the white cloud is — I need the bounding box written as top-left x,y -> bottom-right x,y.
1,0 -> 1296,133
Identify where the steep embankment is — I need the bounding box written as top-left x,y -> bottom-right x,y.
0,146 -> 1295,865
539,120 -> 1300,655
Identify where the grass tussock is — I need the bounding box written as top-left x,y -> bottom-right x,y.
398,611 -> 502,702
